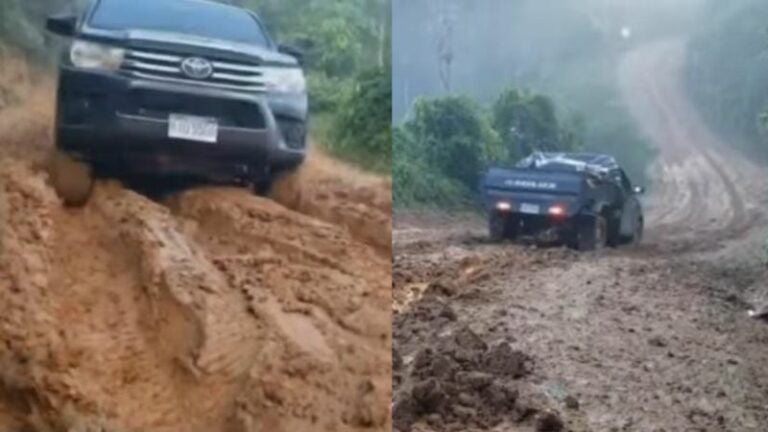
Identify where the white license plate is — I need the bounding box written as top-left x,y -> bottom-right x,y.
520,203 -> 540,214
168,114 -> 218,143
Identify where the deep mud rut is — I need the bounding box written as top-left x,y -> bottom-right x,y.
394,40 -> 768,432
0,59 -> 392,432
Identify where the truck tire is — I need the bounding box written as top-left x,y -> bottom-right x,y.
628,217 -> 644,246
252,173 -> 274,196
606,215 -> 622,247
48,149 -> 94,207
575,215 -> 607,251
489,213 -> 508,242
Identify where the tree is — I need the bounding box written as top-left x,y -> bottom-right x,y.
404,96 -> 498,190
491,88 -> 582,161
243,0 -> 388,79
330,67 -> 392,172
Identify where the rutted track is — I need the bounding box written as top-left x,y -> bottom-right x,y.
393,40 -> 768,432
0,60 -> 392,432
620,40 -> 766,252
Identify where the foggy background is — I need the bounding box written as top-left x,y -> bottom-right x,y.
392,0 -> 768,208
393,0 -> 706,121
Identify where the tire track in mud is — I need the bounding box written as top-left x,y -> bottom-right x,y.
619,40 -> 767,252
394,40 -> 768,432
0,70 -> 391,432
272,153 -> 392,256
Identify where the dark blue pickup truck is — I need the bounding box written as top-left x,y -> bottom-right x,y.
480,152 -> 645,250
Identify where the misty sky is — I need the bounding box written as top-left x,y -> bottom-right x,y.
392,0 -> 708,121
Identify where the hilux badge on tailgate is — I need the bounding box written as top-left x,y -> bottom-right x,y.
181,57 -> 213,79
505,179 -> 557,189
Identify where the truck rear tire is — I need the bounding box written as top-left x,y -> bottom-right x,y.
629,217 -> 644,246
48,149 -> 94,207
575,215 -> 607,251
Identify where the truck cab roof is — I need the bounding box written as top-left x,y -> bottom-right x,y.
515,152 -> 619,176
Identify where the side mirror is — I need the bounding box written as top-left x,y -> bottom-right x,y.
633,186 -> 645,194
278,44 -> 305,66
46,14 -> 77,37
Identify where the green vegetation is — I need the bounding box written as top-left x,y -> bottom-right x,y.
492,88 -> 584,159
238,0 -> 391,170
392,0 -> 656,209
0,0 -> 391,172
393,89 -> 584,208
326,67 -> 391,172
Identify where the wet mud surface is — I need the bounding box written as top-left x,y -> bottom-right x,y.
394,40 -> 768,432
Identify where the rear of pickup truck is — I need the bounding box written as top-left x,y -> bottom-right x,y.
481,167 -> 601,248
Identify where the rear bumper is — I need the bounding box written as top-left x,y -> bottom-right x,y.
56,66 -> 307,178
493,211 -> 579,243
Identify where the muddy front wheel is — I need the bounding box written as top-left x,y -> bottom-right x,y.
48,150 -> 94,207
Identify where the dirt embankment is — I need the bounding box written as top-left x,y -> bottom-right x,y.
394,39 -> 768,432
0,57 -> 392,432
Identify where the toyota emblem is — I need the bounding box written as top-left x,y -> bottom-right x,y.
181,57 -> 213,80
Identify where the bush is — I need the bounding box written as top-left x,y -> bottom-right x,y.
394,90 -> 594,209
307,73 -> 353,114
324,67 -> 391,172
491,87 -> 584,163
402,96 -> 499,192
494,89 -> 561,157
392,127 -> 470,208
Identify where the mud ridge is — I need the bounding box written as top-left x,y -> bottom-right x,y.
0,64 -> 391,432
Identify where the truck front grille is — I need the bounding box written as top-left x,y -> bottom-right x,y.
122,49 -> 267,93
124,89 -> 267,129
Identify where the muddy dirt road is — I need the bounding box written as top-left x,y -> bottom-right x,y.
393,40 -> 768,432
0,60 -> 392,432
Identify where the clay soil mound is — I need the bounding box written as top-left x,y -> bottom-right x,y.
0,63 -> 392,432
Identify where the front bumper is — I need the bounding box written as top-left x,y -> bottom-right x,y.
56,67 -> 307,178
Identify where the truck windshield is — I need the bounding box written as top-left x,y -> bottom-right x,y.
89,0 -> 270,46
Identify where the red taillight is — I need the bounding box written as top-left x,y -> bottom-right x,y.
548,204 -> 567,217
496,201 -> 512,212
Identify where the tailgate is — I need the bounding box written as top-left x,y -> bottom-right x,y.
481,167 -> 583,216
483,167 -> 584,194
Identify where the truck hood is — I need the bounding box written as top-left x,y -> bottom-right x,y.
81,26 -> 298,66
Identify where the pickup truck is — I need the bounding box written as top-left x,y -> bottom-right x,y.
46,0 -> 308,205
480,152 -> 645,250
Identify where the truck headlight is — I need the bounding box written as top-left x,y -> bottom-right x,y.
262,67 -> 306,94
70,40 -> 125,71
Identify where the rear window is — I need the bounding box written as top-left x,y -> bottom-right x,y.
89,0 -> 270,46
